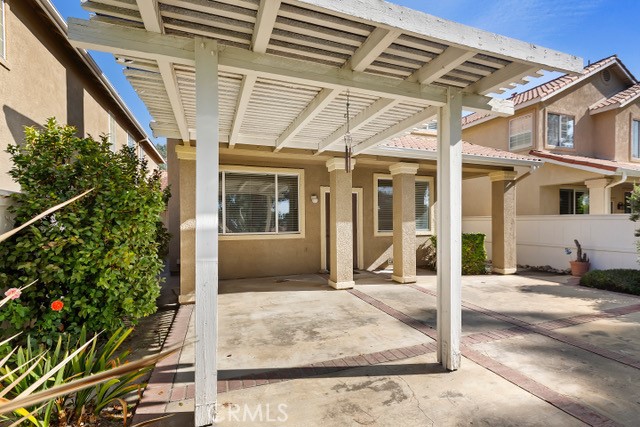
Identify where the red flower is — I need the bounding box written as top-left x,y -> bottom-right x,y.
51,300 -> 64,311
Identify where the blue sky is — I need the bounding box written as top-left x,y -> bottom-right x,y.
52,0 -> 640,145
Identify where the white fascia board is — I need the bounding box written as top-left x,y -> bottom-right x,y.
371,146 -> 540,167
292,0 -> 583,73
535,156 -> 617,176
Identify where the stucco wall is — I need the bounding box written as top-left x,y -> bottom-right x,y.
173,149 -> 441,281
0,0 -> 151,199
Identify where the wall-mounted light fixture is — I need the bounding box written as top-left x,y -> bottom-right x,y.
310,194 -> 319,204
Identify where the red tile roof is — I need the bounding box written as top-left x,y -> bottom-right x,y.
589,84 -> 640,113
463,55 -> 638,128
530,150 -> 640,174
385,134 -> 540,163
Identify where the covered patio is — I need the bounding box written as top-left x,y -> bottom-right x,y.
134,270 -> 640,426
68,0 -> 582,424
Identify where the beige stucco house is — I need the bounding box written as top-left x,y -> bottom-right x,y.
0,0 -> 165,232
462,56 -> 640,217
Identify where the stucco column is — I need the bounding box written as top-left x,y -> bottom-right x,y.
585,178 -> 611,215
489,171 -> 518,275
176,146 -> 196,302
390,162 -> 419,283
327,158 -> 355,290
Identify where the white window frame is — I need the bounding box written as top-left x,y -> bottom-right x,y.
509,113 -> 533,151
0,0 -> 6,62
631,118 -> 640,160
219,165 -> 305,240
547,112 -> 575,149
373,173 -> 435,237
559,187 -> 589,215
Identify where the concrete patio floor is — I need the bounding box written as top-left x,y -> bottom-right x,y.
134,270 -> 640,426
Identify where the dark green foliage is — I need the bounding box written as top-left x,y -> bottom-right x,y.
580,269 -> 640,296
423,233 -> 488,275
0,119 -> 168,344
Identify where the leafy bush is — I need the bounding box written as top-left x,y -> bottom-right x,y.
580,269 -> 640,296
0,119 -> 169,344
423,233 -> 488,275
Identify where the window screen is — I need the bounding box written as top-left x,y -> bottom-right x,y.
509,114 -> 533,150
415,180 -> 430,231
219,171 -> 300,235
548,113 -> 574,148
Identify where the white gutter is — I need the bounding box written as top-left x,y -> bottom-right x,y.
606,170 -> 628,189
34,0 -> 165,165
370,146 -> 542,168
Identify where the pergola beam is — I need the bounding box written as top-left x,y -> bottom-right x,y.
136,0 -> 190,142
352,106 -> 438,155
316,98 -> 399,153
274,26 -> 400,151
252,0 -> 282,53
68,18 -> 514,115
228,74 -> 257,148
465,62 -> 540,95
410,46 -> 476,85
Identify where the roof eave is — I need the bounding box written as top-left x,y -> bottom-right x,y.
373,146 -> 540,167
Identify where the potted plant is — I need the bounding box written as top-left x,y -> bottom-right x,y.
566,239 -> 590,277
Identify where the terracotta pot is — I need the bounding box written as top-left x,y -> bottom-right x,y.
570,261 -> 590,277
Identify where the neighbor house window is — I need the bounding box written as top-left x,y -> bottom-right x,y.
218,169 -> 302,235
0,0 -> 6,61
547,113 -> 574,148
509,114 -> 533,150
559,189 -> 589,215
632,119 -> 640,159
109,114 -> 117,151
375,176 -> 433,234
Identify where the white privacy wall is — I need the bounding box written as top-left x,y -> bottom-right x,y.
463,215 -> 640,271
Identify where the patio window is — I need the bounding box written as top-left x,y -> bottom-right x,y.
0,0 -> 5,61
559,188 -> 589,215
375,176 -> 433,234
509,114 -> 533,150
632,119 -> 640,159
218,169 -> 301,236
547,113 -> 574,148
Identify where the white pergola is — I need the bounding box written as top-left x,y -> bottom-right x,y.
68,1 -> 581,424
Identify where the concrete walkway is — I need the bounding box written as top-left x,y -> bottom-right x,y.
133,270 -> 640,426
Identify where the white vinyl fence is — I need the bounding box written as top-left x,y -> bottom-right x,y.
463,215 -> 639,271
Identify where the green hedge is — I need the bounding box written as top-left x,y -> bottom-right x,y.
580,270 -> 640,296
423,233 -> 487,275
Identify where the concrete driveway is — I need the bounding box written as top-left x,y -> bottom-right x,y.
135,270 -> 640,426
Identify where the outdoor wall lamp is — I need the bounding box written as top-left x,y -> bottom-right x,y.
310,194 -> 319,204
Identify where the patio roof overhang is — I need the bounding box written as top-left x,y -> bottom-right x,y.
69,0 -> 581,155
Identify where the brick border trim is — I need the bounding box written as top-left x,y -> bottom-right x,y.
349,287 -> 624,427
132,304 -> 194,425
409,285 -> 640,370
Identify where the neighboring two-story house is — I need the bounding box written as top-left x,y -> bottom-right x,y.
461,55 -> 640,217
0,0 -> 165,232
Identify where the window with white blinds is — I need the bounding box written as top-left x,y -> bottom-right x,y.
0,0 -> 6,61
218,170 -> 301,235
376,176 -> 433,234
632,120 -> 640,159
509,114 -> 533,150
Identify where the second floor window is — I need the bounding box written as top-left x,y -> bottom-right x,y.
547,113 -> 574,148
632,119 -> 640,159
509,114 -> 533,150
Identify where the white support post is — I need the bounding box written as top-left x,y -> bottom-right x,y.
436,87 -> 463,371
194,37 -> 219,427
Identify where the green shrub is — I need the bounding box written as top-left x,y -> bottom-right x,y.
0,119 -> 169,344
423,233 -> 488,275
580,269 -> 640,296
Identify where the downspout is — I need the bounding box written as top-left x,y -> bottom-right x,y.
605,170 -> 628,189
